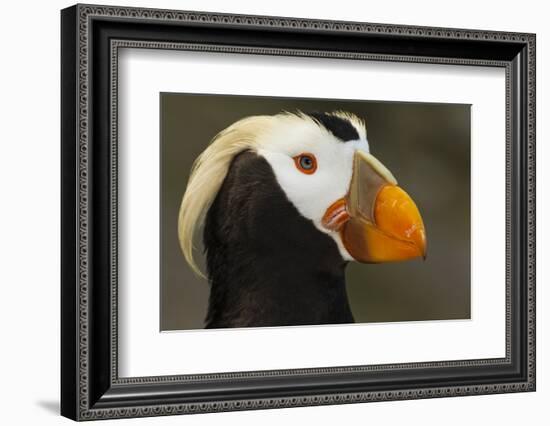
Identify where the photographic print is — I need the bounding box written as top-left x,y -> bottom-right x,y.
61,6 -> 536,418
161,94 -> 471,330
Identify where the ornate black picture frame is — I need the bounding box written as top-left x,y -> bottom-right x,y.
61,3 -> 536,421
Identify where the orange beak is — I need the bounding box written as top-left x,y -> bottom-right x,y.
322,151 -> 427,263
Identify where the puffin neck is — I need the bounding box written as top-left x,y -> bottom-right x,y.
202,151 -> 355,328
204,241 -> 354,328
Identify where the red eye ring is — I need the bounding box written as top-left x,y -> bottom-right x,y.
293,153 -> 317,174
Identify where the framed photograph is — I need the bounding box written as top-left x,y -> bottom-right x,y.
61,4 -> 536,421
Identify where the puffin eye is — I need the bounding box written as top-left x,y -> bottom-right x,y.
293,153 -> 317,175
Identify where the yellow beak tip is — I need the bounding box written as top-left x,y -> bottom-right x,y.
414,229 -> 427,261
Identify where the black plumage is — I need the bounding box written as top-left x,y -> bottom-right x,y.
203,151 -> 354,328
306,112 -> 360,142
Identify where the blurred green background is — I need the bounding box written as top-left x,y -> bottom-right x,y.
160,93 -> 471,331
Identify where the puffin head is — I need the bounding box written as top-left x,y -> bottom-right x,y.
178,111 -> 427,276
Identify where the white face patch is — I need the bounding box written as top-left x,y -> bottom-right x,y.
256,115 -> 370,261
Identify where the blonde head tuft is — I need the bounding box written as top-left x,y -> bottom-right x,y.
178,115 -> 273,276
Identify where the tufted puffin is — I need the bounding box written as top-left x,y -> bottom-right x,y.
178,111 -> 427,329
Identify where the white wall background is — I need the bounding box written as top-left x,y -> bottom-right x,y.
0,0 -> 546,424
